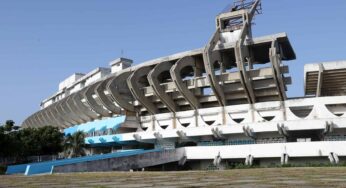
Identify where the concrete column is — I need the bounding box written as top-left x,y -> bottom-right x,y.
170,56 -> 200,110
56,98 -> 78,125
203,30 -> 226,106
148,61 -> 178,112
84,82 -> 113,117
127,66 -> 158,114
66,94 -> 90,123
95,77 -> 123,114
106,72 -> 135,112
269,39 -> 287,101
72,90 -> 99,120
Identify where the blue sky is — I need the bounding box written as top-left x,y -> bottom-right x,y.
0,0 -> 345,125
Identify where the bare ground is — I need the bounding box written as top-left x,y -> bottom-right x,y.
1,167 -> 346,188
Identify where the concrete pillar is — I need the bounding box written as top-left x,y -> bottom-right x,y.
83,82 -> 113,117
106,72 -> 135,112
95,77 -> 123,114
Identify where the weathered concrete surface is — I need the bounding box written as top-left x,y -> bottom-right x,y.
53,148 -> 185,173
305,60 -> 346,97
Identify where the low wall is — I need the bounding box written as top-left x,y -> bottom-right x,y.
53,148 -> 185,173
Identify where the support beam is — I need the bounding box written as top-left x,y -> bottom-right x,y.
45,106 -> 61,127
170,56 -> 200,110
211,127 -> 225,140
213,152 -> 222,167
61,97 -> 85,124
277,123 -> 289,138
243,125 -> 256,139
281,153 -> 289,165
42,108 -> 58,127
270,40 -> 287,101
66,94 -> 90,123
95,77 -> 122,114
36,111 -> 46,127
203,30 -> 226,106
153,132 -> 164,142
72,91 -> 99,120
328,152 -> 339,164
56,98 -> 78,125
31,113 -> 41,127
40,110 -> 53,127
245,154 -> 254,166
84,82 -> 113,117
323,121 -> 334,135
127,66 -> 158,114
107,72 -> 135,112
133,134 -> 142,142
178,155 -> 187,166
235,37 -> 256,104
148,61 -> 178,112
316,64 -> 324,97
49,102 -> 71,127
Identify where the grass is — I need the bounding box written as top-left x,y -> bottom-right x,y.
1,167 -> 346,187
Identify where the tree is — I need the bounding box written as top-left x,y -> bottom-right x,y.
0,128 -> 6,157
0,120 -> 17,158
37,126 -> 64,155
63,131 -> 86,158
4,120 -> 15,132
0,125 -> 64,159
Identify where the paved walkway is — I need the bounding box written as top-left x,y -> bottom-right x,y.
1,167 -> 346,187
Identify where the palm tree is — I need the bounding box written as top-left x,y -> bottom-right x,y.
63,131 -> 86,158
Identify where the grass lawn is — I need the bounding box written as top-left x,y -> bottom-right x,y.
1,167 -> 346,187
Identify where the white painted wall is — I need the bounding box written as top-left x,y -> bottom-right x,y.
58,73 -> 85,91
184,141 -> 346,159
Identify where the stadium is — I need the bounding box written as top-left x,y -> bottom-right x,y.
8,0 -> 346,175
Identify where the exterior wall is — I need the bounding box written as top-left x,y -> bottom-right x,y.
41,99 -> 53,109
110,58 -> 133,73
85,68 -> 111,86
52,141 -> 346,174
59,73 -> 85,91
184,141 -> 346,160
69,83 -> 84,94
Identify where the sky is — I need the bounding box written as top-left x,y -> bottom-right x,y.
0,0 -> 345,125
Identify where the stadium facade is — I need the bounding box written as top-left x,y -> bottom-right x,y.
20,0 -> 346,172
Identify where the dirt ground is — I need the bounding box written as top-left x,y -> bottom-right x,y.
1,167 -> 346,188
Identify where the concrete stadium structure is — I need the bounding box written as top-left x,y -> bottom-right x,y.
21,0 -> 346,171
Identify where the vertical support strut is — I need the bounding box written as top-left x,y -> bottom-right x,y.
270,39 -> 287,101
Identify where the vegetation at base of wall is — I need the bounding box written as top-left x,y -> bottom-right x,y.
0,120 -> 64,163
0,165 -> 6,175
278,162 -> 346,168
223,162 -> 346,170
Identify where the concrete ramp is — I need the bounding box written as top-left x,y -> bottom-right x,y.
53,148 -> 185,173
7,149 -> 165,175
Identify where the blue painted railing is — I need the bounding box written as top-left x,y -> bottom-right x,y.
7,149 -> 161,175
5,163 -> 29,175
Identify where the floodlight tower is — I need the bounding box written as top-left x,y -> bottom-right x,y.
203,0 -> 263,107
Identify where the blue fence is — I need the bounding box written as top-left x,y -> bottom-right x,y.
6,149 -> 161,176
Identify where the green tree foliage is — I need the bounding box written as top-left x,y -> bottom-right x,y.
63,131 -> 86,158
4,120 -> 15,132
0,121 -> 64,159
